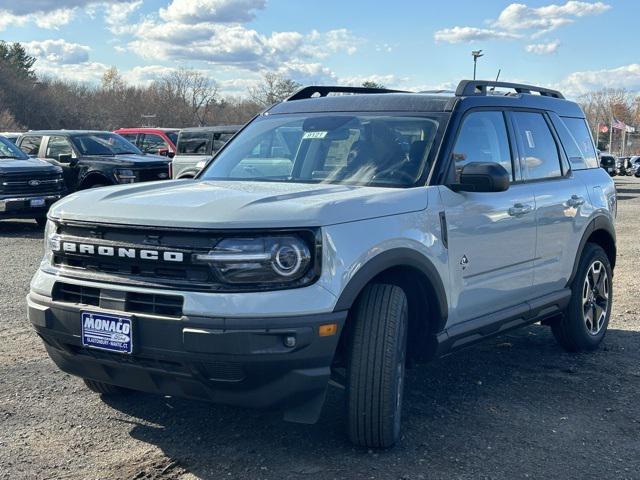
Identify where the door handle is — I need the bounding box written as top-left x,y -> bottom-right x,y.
508,203 -> 533,217
567,195 -> 585,207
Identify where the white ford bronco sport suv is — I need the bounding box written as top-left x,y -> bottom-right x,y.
29,81 -> 616,448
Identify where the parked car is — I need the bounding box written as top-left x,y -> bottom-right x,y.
172,125 -> 240,178
16,130 -> 171,191
0,132 -> 22,143
0,134 -> 65,226
617,156 -> 633,176
600,154 -> 617,176
29,81 -> 616,448
114,128 -> 179,158
630,156 -> 640,177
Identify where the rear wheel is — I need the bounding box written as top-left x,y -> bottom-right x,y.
552,243 -> 612,352
83,378 -> 128,396
346,283 -> 408,448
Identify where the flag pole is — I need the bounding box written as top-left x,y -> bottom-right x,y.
609,113 -> 614,153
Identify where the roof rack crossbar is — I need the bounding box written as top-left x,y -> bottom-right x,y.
455,80 -> 564,99
286,85 -> 409,101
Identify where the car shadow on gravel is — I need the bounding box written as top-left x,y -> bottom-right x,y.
101,324 -> 640,479
0,219 -> 44,239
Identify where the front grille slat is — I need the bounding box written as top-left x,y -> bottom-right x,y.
52,282 -> 184,317
1,172 -> 64,195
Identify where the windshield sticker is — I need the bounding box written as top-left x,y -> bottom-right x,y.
525,130 -> 535,149
303,131 -> 328,140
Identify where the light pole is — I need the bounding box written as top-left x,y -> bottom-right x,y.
472,50 -> 484,80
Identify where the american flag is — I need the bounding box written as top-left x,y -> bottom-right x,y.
598,123 -> 609,133
612,118 -> 626,130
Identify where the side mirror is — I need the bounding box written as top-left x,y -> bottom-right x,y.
452,162 -> 510,193
158,148 -> 175,159
58,153 -> 78,166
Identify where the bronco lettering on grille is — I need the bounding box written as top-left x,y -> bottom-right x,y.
60,241 -> 184,263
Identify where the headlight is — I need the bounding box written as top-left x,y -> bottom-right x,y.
194,234 -> 317,287
115,169 -> 137,184
43,220 -> 60,264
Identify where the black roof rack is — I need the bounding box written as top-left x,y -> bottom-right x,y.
455,80 -> 564,99
286,85 -> 409,101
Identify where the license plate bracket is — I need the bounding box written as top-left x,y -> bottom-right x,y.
81,311 -> 133,354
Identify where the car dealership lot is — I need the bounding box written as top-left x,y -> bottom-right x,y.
1,179 -> 639,480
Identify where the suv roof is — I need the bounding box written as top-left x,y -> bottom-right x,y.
269,80 -> 582,117
180,125 -> 242,133
21,130 -> 114,136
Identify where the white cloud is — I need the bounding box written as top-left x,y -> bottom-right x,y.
35,61 -> 110,83
24,39 -> 91,64
0,8 -> 75,30
434,26 -> 520,43
105,0 -> 142,34
494,1 -> 610,37
435,1 -> 610,44
559,64 -> 640,96
159,0 -> 266,24
525,39 -> 560,54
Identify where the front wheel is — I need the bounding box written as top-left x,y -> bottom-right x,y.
346,283 -> 408,448
552,244 -> 612,352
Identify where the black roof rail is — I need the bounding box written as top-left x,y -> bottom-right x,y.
455,80 -> 565,99
286,85 -> 409,101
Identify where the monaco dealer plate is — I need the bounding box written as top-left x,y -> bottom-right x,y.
81,311 -> 133,354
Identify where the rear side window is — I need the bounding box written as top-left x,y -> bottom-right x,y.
451,111 -> 513,181
562,117 -> 599,169
178,132 -> 212,155
19,136 -> 42,156
512,112 -> 562,180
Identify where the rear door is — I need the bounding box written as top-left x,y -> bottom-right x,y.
440,110 -> 537,325
509,110 -> 590,294
17,135 -> 43,158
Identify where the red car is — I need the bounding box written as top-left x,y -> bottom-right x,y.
114,128 -> 179,158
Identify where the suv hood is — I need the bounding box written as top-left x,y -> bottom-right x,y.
50,180 -> 428,228
0,157 -> 61,174
81,154 -> 169,166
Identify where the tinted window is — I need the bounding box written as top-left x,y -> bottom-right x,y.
212,132 -> 235,153
19,136 -> 42,156
46,136 -> 74,159
166,132 -> 178,146
72,133 -> 141,155
140,134 -> 167,154
178,131 -> 212,155
452,111 -> 512,181
201,114 -> 441,187
0,136 -> 28,159
512,112 -> 562,180
562,117 -> 598,169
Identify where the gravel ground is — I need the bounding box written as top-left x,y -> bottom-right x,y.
1,178 -> 640,480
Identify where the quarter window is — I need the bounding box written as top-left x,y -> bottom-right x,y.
46,136 -> 74,159
19,136 -> 42,156
562,117 -> 599,169
512,112 -> 562,180
451,111 -> 513,181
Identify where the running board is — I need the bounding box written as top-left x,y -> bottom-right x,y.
435,289 -> 571,356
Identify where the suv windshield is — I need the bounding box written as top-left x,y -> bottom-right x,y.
72,133 -> 141,156
0,135 -> 29,159
200,114 -> 441,187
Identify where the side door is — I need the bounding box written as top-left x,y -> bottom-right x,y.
439,110 -> 537,325
43,136 -> 80,189
510,110 -> 591,294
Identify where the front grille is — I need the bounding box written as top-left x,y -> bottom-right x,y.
52,282 -> 184,317
1,171 -> 64,195
138,167 -> 170,182
48,222 -> 319,292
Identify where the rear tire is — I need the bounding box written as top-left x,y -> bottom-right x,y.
346,283 -> 408,448
83,378 -> 128,396
552,243 -> 612,352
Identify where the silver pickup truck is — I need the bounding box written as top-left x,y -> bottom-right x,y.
171,125 -> 240,179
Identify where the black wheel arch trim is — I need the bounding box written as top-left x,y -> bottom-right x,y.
333,248 -> 448,325
79,171 -> 113,187
568,215 -> 616,286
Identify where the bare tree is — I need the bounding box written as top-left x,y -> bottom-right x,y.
155,69 -> 219,126
248,72 -> 301,107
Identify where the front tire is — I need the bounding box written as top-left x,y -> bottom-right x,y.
346,284 -> 408,448
552,243 -> 612,352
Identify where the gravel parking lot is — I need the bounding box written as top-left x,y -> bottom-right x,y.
1,178 -> 639,480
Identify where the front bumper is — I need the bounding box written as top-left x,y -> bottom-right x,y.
0,194 -> 62,218
28,292 -> 346,423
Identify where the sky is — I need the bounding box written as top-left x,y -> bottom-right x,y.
0,0 -> 637,98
